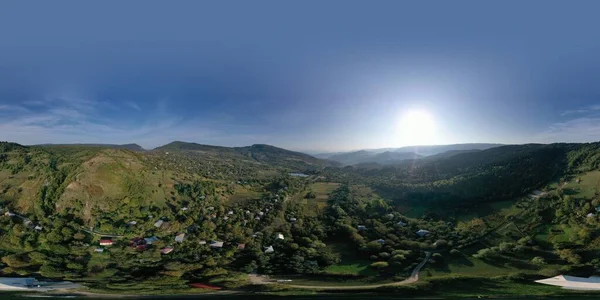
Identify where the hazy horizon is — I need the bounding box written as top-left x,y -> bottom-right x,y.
2,1 -> 600,151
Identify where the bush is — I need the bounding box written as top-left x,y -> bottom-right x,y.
531,256 -> 546,265
370,261 -> 389,269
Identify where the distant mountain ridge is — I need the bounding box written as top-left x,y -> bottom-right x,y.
327,150 -> 422,166
315,143 -> 503,165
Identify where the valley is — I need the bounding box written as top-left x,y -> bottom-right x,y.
1,141 -> 600,297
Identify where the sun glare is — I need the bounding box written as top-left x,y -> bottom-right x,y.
397,110 -> 437,146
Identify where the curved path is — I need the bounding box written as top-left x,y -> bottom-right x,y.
252,252 -> 431,290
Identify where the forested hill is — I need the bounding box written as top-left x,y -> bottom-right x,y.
154,141 -> 338,167
331,142 -> 600,206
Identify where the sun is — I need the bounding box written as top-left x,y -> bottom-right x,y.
397,110 -> 437,146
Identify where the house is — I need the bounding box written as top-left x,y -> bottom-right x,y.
199,240 -> 207,245
160,246 -> 174,254
154,220 -> 164,228
245,210 -> 251,214
99,239 -> 113,246
34,225 -> 43,231
223,216 -> 229,221
148,215 -> 154,219
264,245 -> 274,253
416,229 -> 430,237
357,225 -> 367,231
23,219 -> 32,227
4,212 -> 15,217
228,211 -> 234,215
94,248 -> 104,253
237,243 -> 246,250
588,213 -> 595,218
127,221 -> 137,225
289,217 -> 297,222
375,239 -> 385,244
397,221 -> 407,227
207,206 -> 215,211
181,207 -> 189,211
175,233 -> 185,243
276,233 -> 284,240
254,216 -> 261,220
209,241 -> 224,248
258,211 -> 264,216
144,236 -> 159,244
386,213 -> 394,220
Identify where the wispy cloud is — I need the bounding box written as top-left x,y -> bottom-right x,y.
0,104 -> 31,113
560,104 -> 600,116
536,117 -> 600,143
0,96 -> 266,149
125,101 -> 141,111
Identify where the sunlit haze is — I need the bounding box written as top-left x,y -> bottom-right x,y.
397,110 -> 437,147
1,1 -> 600,152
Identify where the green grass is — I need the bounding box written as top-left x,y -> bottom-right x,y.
293,182 -> 340,217
323,242 -> 377,277
564,170 -> 600,199
322,261 -> 376,276
422,254 -> 520,278
535,223 -> 582,245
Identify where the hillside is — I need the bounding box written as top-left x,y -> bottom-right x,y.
2,140 -> 600,295
155,141 -> 338,168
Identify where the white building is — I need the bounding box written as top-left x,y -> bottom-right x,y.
264,245 -> 274,253
210,241 -> 224,248
276,233 -> 284,240
175,233 -> 185,243
416,229 -> 430,237
154,220 -> 164,228
536,275 -> 600,290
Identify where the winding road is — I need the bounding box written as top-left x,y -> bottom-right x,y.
251,252 -> 431,290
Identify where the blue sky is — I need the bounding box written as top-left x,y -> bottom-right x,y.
1,1 -> 600,151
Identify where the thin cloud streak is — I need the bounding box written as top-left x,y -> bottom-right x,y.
536,117 -> 600,144
125,101 -> 141,111
560,104 -> 600,116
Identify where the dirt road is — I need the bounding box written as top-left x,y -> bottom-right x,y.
251,252 -> 431,290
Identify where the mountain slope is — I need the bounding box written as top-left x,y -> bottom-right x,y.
155,141 -> 338,168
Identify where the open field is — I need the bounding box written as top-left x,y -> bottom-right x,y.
563,170 -> 600,199
322,242 -> 377,277
293,182 -> 340,216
